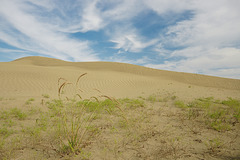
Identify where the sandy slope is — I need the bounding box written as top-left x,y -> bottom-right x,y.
0,56 -> 240,103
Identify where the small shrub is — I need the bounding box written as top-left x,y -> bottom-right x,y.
222,98 -> 240,108
120,98 -> 145,108
147,95 -> 157,103
25,98 -> 35,105
10,108 -> 27,120
174,100 -> 187,108
205,138 -> 223,153
0,127 -> 13,137
42,94 -> 50,98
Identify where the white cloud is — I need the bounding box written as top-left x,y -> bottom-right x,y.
146,47 -> 240,79
107,55 -> 151,65
0,0 -> 99,61
149,0 -> 240,79
109,25 -> 159,52
165,0 -> 240,47
143,0 -> 192,14
111,33 -> 158,53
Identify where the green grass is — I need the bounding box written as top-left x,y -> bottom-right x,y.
25,98 -> 35,105
0,108 -> 27,120
174,100 -> 187,108
0,127 -> 13,138
119,98 -> 145,108
42,94 -> 50,98
1,73 -> 239,159
175,97 -> 240,132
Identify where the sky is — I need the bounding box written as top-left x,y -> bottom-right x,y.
0,0 -> 240,79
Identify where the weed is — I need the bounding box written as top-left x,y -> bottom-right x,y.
147,95 -> 157,103
222,97 -> 240,107
171,96 -> 177,100
0,108 -> 27,120
42,94 -> 50,98
25,98 -> 35,105
120,98 -> 145,108
205,138 -> 223,153
10,108 -> 27,120
187,108 -> 200,120
0,127 -> 13,138
55,103 -> 97,154
0,111 -> 10,120
174,100 -> 187,108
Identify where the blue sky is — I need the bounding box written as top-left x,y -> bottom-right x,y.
0,0 -> 240,79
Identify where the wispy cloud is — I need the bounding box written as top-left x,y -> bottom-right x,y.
109,26 -> 159,53
0,0 -> 99,61
147,0 -> 240,79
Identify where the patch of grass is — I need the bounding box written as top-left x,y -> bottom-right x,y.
42,94 -> 50,98
0,108 -> 27,120
205,138 -> 223,153
52,100 -> 98,154
188,97 -> 214,109
174,100 -> 187,108
119,98 -> 145,108
222,97 -> 240,107
10,108 -> 27,120
147,95 -> 157,103
0,111 -> 10,120
187,108 -> 200,120
146,94 -> 170,103
50,73 -> 127,155
0,127 -> 13,138
25,98 -> 35,105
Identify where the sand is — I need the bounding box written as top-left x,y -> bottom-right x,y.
0,56 -> 240,103
0,56 -> 240,159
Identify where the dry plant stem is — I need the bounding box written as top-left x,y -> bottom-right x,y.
58,82 -> 72,99
100,95 -> 129,125
76,73 -> 87,87
58,77 -> 67,86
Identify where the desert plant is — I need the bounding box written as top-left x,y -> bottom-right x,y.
53,73 -> 127,155
25,98 -> 35,105
42,94 -> 50,98
174,100 -> 187,108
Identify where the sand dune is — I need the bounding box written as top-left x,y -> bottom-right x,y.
0,56 -> 240,102
1,56 -> 240,159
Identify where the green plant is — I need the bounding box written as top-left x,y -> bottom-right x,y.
174,100 -> 187,108
0,127 -> 13,138
55,102 -> 97,154
42,94 -> 50,98
147,95 -> 157,103
25,98 -> 35,105
120,98 -> 145,108
10,108 -> 27,120
205,108 -> 231,131
187,108 -> 200,120
205,138 -> 223,153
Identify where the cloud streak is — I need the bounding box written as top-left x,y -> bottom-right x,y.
0,0 -> 99,61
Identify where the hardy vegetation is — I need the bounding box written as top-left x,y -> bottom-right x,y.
0,74 -> 239,159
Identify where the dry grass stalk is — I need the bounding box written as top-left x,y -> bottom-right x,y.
76,73 -> 87,87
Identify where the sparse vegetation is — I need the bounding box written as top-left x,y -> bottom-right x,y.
42,94 -> 50,98
0,74 -> 239,159
25,98 -> 35,105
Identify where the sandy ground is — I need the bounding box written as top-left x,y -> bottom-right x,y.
0,56 -> 240,105
0,56 -> 240,160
